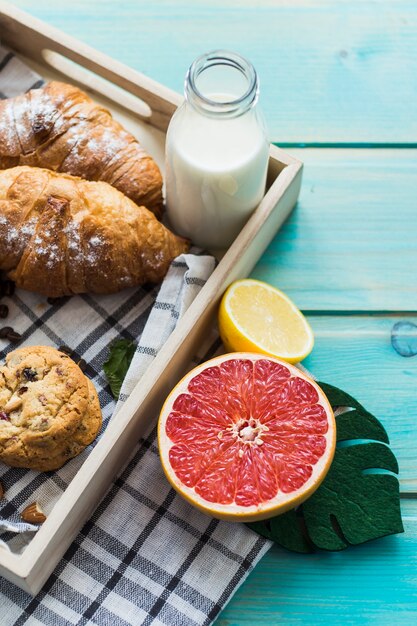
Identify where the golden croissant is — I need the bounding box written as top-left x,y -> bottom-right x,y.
0,166 -> 188,297
0,81 -> 163,218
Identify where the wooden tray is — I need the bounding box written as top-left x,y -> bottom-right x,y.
0,0 -> 303,594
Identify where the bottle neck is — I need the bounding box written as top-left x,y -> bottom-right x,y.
184,50 -> 259,119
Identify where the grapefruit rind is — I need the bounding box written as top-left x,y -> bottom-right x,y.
218,279 -> 314,364
158,353 -> 336,522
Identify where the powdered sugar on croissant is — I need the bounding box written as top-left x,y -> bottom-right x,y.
0,81 -> 163,218
0,166 -> 188,297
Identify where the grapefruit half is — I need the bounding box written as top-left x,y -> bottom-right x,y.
158,353 -> 336,522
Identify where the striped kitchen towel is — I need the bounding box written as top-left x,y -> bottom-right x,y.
0,45 -> 271,626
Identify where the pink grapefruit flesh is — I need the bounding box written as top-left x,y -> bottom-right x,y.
158,353 -> 336,522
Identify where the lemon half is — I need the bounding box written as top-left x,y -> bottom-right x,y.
218,279 -> 314,363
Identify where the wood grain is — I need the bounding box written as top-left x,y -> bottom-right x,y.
251,149 -> 417,311
10,0 -> 417,143
304,314 -> 417,492
218,499 -> 417,625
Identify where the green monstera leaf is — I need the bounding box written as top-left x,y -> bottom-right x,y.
247,382 -> 404,552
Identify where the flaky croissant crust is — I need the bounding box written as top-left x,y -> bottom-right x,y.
0,81 -> 163,218
0,166 -> 188,297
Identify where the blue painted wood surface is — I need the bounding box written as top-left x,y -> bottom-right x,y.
252,149 -> 417,310
218,500 -> 417,626
9,1 -> 417,623
10,0 -> 417,144
304,315 -> 417,491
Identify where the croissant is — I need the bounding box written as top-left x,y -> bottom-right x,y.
0,166 -> 188,297
0,81 -> 163,218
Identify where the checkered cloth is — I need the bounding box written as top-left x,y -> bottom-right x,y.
0,46 -> 271,625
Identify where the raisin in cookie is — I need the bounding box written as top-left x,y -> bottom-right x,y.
0,345 -> 102,471
38,379 -> 102,470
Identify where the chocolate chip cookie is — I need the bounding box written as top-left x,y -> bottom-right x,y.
0,345 -> 102,471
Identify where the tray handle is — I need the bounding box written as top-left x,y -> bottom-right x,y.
42,49 -> 153,122
0,1 -> 183,131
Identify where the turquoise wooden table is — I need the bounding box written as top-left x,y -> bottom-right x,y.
10,1 -> 417,623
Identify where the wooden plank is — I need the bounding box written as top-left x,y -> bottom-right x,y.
251,149 -> 417,311
219,498 -> 417,625
304,314 -> 417,492
10,0 -> 417,143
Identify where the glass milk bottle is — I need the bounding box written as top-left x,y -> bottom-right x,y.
165,50 -> 269,251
